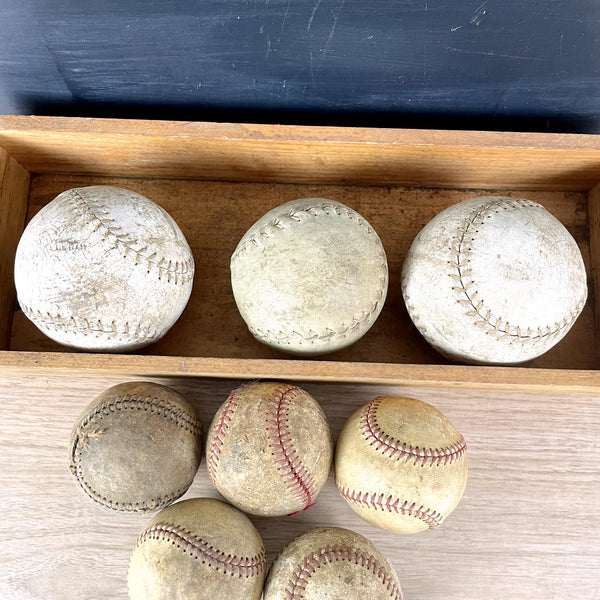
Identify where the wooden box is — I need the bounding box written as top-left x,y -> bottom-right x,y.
1,115 -> 600,392
2,116 -> 600,600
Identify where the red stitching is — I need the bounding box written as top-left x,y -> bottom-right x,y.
337,484 -> 442,529
207,389 -> 241,485
135,524 -> 266,578
266,385 -> 317,514
361,397 -> 466,466
284,544 -> 402,600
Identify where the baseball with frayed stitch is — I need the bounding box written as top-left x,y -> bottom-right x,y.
335,396 -> 468,534
206,381 -> 333,517
401,196 -> 587,364
262,527 -> 403,600
14,185 -> 194,352
230,198 -> 388,355
128,497 -> 267,600
69,381 -> 202,513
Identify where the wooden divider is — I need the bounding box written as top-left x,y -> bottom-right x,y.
0,147 -> 30,349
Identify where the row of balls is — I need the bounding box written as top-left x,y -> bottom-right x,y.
128,500 -> 403,600
69,381 -> 468,534
15,186 -> 588,365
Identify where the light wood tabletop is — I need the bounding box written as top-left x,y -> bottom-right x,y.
1,373 -> 598,599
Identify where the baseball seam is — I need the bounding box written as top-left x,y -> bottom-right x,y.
266,385 -> 317,514
233,203 -> 388,345
134,524 -> 267,578
336,484 -> 443,529
70,190 -> 194,284
449,198 -> 584,343
19,303 -> 159,344
361,397 -> 467,466
70,394 -> 202,512
284,544 -> 402,600
207,389 -> 241,486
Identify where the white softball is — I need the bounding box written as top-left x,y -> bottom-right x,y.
14,185 -> 194,352
262,527 -> 403,600
230,199 -> 388,355
206,381 -> 333,517
335,396 -> 468,535
401,196 -> 587,364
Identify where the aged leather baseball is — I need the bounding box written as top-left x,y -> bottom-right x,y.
14,185 -> 194,352
262,527 -> 403,600
335,396 -> 468,534
206,381 -> 333,516
69,381 -> 202,512
401,196 -> 587,364
128,497 -> 267,600
230,199 -> 388,355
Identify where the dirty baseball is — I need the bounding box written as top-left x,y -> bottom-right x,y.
335,395 -> 468,534
206,381 -> 333,516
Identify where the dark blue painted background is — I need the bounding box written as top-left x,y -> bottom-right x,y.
1,0 -> 598,131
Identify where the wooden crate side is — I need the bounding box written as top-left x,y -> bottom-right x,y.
587,183 -> 600,361
1,117 -> 600,189
1,352 -> 600,394
0,149 -> 30,349
4,115 -> 600,150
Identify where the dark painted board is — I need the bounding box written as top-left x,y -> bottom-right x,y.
0,0 -> 599,132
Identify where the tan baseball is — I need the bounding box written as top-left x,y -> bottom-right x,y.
69,381 -> 203,512
262,527 -> 403,600
335,396 -> 468,534
401,196 -> 587,364
206,381 -> 333,516
128,497 -> 267,600
14,185 -> 194,352
230,199 -> 388,355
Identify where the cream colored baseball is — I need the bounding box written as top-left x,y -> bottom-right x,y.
262,527 -> 403,600
401,196 -> 587,364
14,185 -> 194,352
69,381 -> 202,513
230,199 -> 388,355
128,498 -> 266,600
206,381 -> 333,516
335,396 -> 468,534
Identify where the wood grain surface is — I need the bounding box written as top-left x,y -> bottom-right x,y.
3,117 -> 600,189
1,373 -> 599,599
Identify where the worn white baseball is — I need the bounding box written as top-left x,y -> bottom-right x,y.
401,196 -> 587,364
128,497 -> 267,600
206,381 -> 333,516
335,396 -> 468,534
262,527 -> 403,600
14,185 -> 194,352
230,199 -> 388,355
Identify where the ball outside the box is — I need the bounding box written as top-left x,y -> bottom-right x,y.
262,527 -> 403,600
335,395 -> 468,534
69,381 -> 202,513
206,381 -> 333,517
128,498 -> 267,600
